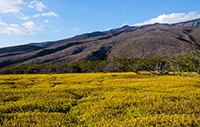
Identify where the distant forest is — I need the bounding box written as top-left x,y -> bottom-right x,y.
0,51 -> 200,75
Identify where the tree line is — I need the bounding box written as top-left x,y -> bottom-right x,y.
0,52 -> 200,75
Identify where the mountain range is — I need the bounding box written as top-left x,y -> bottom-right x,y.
0,18 -> 200,68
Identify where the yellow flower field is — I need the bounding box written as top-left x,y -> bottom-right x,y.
0,72 -> 200,126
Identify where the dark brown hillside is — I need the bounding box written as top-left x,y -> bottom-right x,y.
173,18 -> 200,27
29,26 -> 132,48
107,25 -> 199,59
0,26 -> 135,67
0,19 -> 200,68
0,45 -> 43,58
29,31 -> 108,48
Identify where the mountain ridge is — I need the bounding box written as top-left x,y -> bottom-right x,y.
172,18 -> 200,27
0,19 -> 200,68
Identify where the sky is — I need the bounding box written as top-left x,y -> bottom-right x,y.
0,0 -> 200,48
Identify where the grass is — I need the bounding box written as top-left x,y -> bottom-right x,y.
0,72 -> 200,126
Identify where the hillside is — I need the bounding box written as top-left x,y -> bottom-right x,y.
173,18 -> 200,27
0,19 -> 200,68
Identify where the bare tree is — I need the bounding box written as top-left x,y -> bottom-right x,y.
192,49 -> 200,75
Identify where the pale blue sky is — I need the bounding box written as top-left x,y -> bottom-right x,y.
0,0 -> 200,48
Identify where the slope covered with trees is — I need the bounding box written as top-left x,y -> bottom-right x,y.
1,51 -> 200,75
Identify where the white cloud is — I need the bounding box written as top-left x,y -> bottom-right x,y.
0,0 -> 24,13
0,19 -> 35,35
54,30 -> 59,33
42,12 -> 59,17
0,0 -> 57,35
27,4 -> 34,9
44,20 -> 49,23
133,12 -> 200,26
33,11 -> 59,18
30,0 -> 47,11
20,14 -> 31,20
10,24 -> 20,27
120,23 -> 128,28
120,22 -> 129,28
72,28 -> 79,31
22,21 -> 42,31
20,16 -> 30,20
0,0 -> 48,13
106,28 -> 112,31
33,14 -> 40,18
22,21 -> 36,29
0,20 -> 43,35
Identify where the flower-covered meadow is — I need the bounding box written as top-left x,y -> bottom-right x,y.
0,72 -> 200,126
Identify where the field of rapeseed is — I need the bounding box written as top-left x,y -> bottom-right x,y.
0,72 -> 200,126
